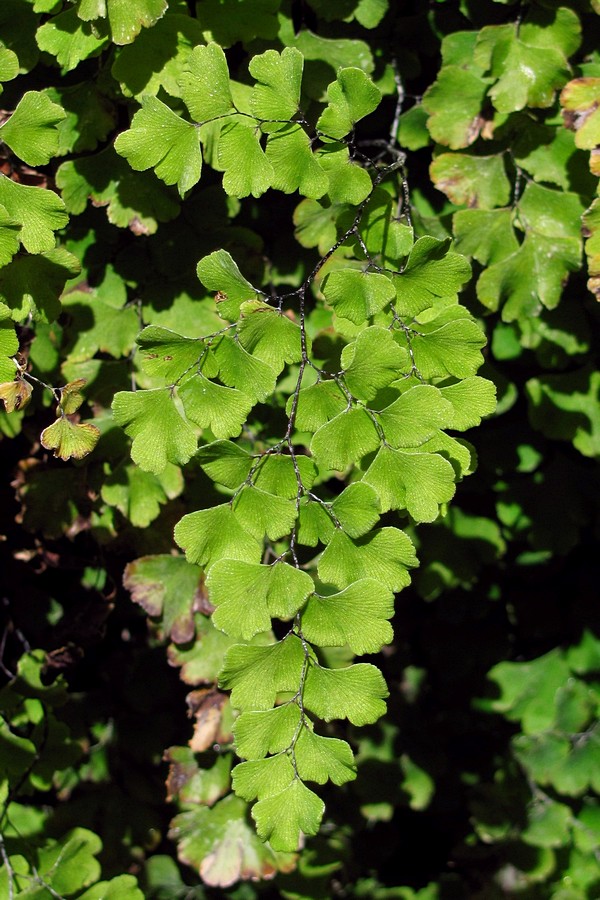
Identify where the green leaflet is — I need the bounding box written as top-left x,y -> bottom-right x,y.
475,21 -> 572,114
0,91 -> 65,166
341,326 -> 409,401
453,208 -> 520,267
376,384 -> 453,448
253,454 -> 316,497
234,704 -> 301,760
322,269 -> 395,324
304,662 -> 389,725
291,380 -> 348,432
112,388 -> 197,473
101,460 -> 182,528
179,373 -> 253,439
114,96 -> 202,196
219,636 -> 306,711
310,407 -> 380,471
252,777 -> 325,851
232,754 -> 296,801
318,527 -> 418,592
136,325 -> 203,382
207,560 -> 313,639
0,175 -> 68,254
196,440 -> 253,488
294,727 -> 356,785
238,300 -> 303,373
175,503 -> 262,569
218,121 -> 275,198
265,125 -> 328,198
180,43 -> 234,121
439,376 -> 497,431
249,47 -> 303,121
331,482 -> 381,538
36,8 -> 109,72
422,65 -> 488,149
317,144 -> 372,204
317,67 -> 381,140
197,249 -> 258,321
213,335 -> 276,401
404,308 -> 487,380
363,445 -> 457,522
78,0 -> 168,46
392,237 -> 472,315
233,486 -> 297,542
301,579 -> 394,654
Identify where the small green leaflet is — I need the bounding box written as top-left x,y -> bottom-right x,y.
304,662 -> 388,725
453,208 -> 520,267
301,579 -> 393,654
196,440 -> 252,488
439,376 -> 497,430
219,636 -> 305,711
112,388 -> 197,474
317,144 -> 372,204
376,384 -> 452,448
331,482 -> 381,538
234,704 -> 301,760
252,777 -> 325,851
0,91 -> 65,166
0,175 -> 68,254
265,125 -> 328,198
114,96 -> 202,196
392,237 -> 472,315
36,8 -> 109,73
475,23 -> 571,114
249,47 -> 303,121
403,307 -> 486,379
233,486 -> 297,542
341,326 -> 409,401
218,121 -> 275,199
213,335 -> 276,402
294,726 -> 356,785
180,43 -> 234,121
422,65 -> 488,149
197,249 -> 258,321
317,67 -> 381,140
136,325 -> 203,382
318,527 -> 418,592
179,374 -> 253,439
322,269 -> 395,324
253,453 -> 316,497
238,300 -> 303,373
233,754 -> 295,801
363,445 -> 456,522
291,381 -> 347,432
207,560 -> 313,639
174,503 -> 262,569
310,407 -> 380,471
